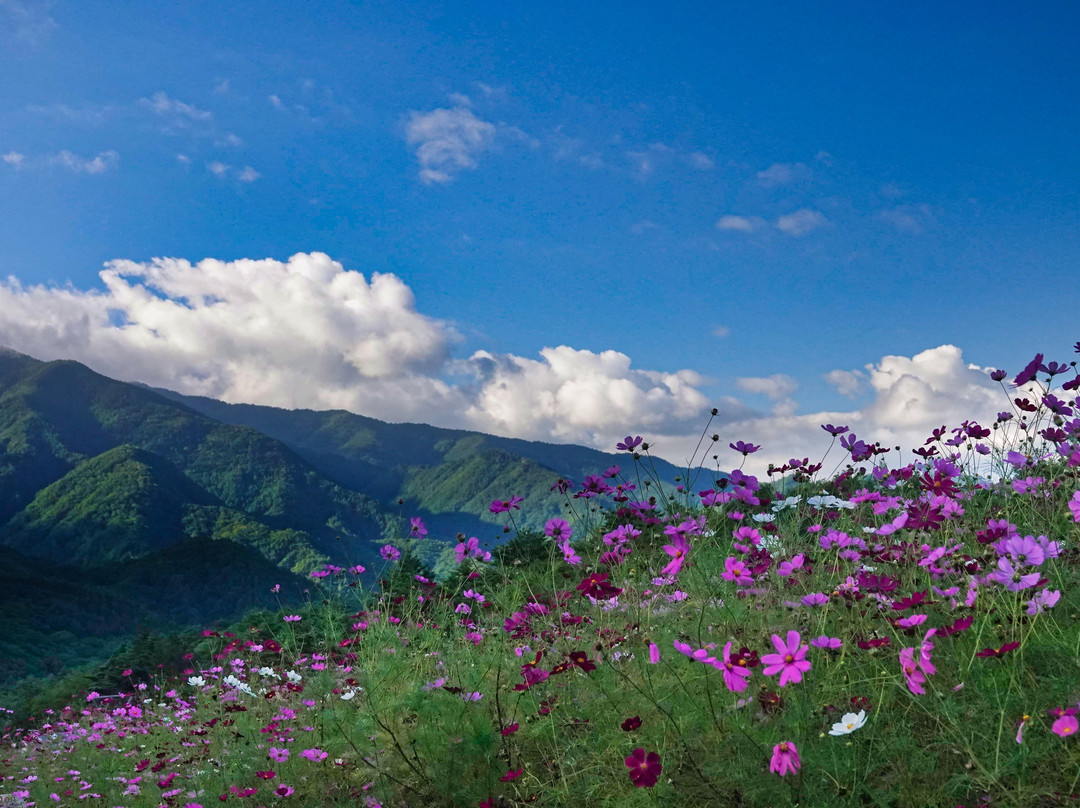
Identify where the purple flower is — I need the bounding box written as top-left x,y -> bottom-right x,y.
380,545 -> 401,562
986,557 -> 1041,591
1069,491 -> 1080,523
810,635 -> 842,649
821,424 -> 850,436
616,435 -> 643,452
489,496 -> 524,514
409,517 -> 428,539
729,440 -> 761,455
1002,534 -> 1045,567
800,592 -> 829,607
1026,589 -> 1061,615
1013,353 -> 1044,387
544,518 -> 573,540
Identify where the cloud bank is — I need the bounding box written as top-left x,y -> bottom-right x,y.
0,253 -> 1008,473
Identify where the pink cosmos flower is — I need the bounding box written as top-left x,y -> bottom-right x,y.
674,639 -> 716,665
380,545 -> 401,562
721,556 -> 754,585
283,615 -> 301,623
1026,589 -> 1061,615
1052,715 -> 1078,738
899,647 -> 926,695
769,741 -> 801,776
647,643 -> 660,664
275,784 -> 294,797
544,518 -> 573,540
761,631 -> 811,687
300,748 -> 327,762
661,534 -> 690,576
712,642 -> 752,693
800,592 -> 828,607
269,748 -> 290,762
810,635 -> 842,649
776,554 -> 804,577
1069,491 -> 1080,522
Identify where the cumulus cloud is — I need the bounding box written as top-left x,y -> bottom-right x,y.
716,345 -> 1005,475
459,346 -> 717,447
824,368 -> 866,397
687,151 -> 715,170
0,254 -> 1016,475
50,150 -> 119,174
737,374 -> 798,416
757,162 -> 810,187
0,0 -> 57,46
2,151 -> 25,168
776,208 -> 827,236
0,253 -> 723,448
881,203 -> 934,234
404,105 -> 497,184
236,165 -> 260,182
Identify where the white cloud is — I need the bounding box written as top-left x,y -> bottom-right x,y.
757,162 -> 810,187
716,215 -> 756,232
0,254 -> 1018,476
213,78 -> 230,94
2,151 -> 25,168
141,91 -> 212,121
176,153 -> 190,164
0,253 -> 730,453
631,219 -> 658,235
776,208 -> 827,236
717,345 -> 1004,475
459,346 -> 717,446
236,165 -> 260,183
824,368 -> 866,397
269,94 -> 284,110
50,150 -> 119,174
712,325 -> 730,338
217,133 -> 243,147
404,105 -> 497,184
737,374 -> 798,416
207,161 -> 230,177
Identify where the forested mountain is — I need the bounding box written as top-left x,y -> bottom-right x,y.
0,347 -> 686,686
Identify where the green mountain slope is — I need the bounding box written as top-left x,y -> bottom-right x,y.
0,352 -> 396,566
147,389 -> 688,534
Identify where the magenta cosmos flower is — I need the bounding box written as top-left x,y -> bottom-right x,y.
713,641 -> 752,693
769,741 -> 801,776
624,748 -> 662,788
761,631 -> 811,687
986,557 -> 1041,591
661,533 -> 690,576
721,556 -> 754,585
380,545 -> 401,562
1053,715 -> 1079,738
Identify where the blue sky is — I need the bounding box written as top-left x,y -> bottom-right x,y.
1,1 -> 1078,469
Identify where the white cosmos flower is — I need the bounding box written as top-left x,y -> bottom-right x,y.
187,676 -> 206,687
829,710 -> 867,736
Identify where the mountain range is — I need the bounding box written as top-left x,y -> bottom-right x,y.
0,347 -> 685,684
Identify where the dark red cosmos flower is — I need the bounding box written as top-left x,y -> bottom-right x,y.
621,716 -> 642,731
892,591 -> 933,611
731,647 -> 760,668
577,571 -> 622,599
758,690 -> 785,713
500,768 -> 523,782
625,748 -> 662,788
567,651 -> 597,673
936,615 -> 974,637
501,723 -> 519,736
856,637 -> 891,650
255,770 -> 276,779
976,642 -> 1020,658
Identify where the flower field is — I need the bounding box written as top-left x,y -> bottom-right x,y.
3,347 -> 1080,807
